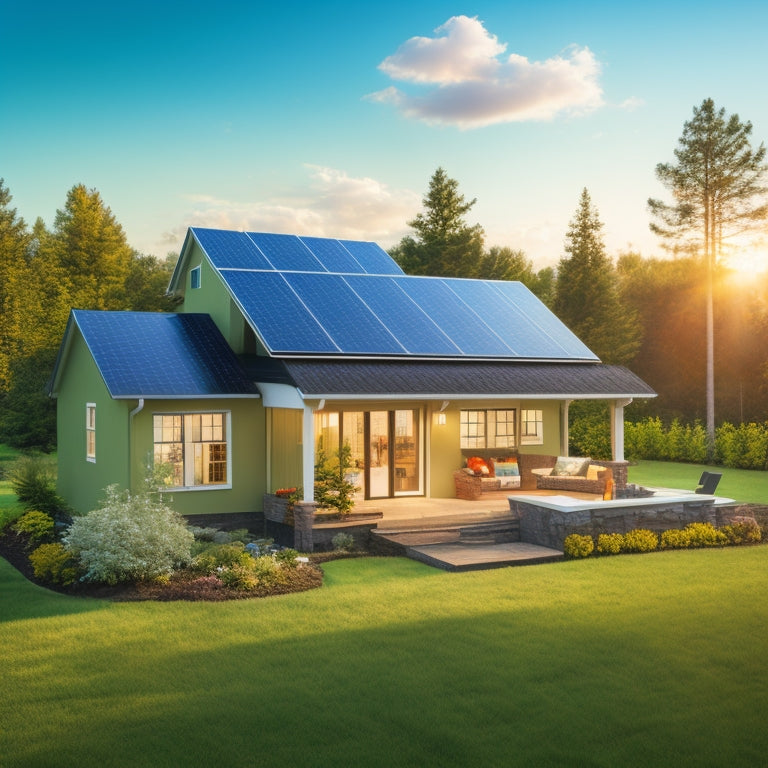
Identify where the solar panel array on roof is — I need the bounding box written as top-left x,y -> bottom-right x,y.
72,310 -> 259,398
191,227 -> 404,275
189,227 -> 598,361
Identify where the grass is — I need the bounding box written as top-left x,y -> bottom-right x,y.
628,459 -> 768,504
3,550 -> 768,767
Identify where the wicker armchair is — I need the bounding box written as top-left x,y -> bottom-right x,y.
453,470 -> 501,500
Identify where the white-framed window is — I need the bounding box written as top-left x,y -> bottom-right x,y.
153,412 -> 230,489
86,403 -> 96,462
190,265 -> 201,290
460,409 -> 516,450
520,409 -> 544,445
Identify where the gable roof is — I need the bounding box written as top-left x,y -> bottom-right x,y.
48,310 -> 260,400
173,227 -> 599,363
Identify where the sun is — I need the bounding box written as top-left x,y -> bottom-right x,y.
725,248 -> 768,282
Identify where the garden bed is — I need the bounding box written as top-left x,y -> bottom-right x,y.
0,524 -> 326,602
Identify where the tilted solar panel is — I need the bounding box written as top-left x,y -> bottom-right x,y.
246,233 -> 326,272
192,228 -> 272,270
338,240 -> 404,275
298,236 -> 365,273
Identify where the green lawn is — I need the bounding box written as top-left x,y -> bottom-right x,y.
629,459 -> 768,503
3,548 -> 768,767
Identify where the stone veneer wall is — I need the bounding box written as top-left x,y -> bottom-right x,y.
591,460 -> 629,489
513,497 -> 717,551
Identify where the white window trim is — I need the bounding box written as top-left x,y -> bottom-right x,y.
86,403 -> 96,463
153,410 -> 232,492
460,408 -> 517,450
190,265 -> 201,290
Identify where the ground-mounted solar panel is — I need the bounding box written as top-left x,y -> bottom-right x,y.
343,275 -> 462,355
192,228 -> 272,270
338,240 -> 404,275
283,273 -> 406,354
298,236 -> 365,273
393,276 -> 515,356
246,233 -> 325,272
490,280 -> 598,360
73,311 -> 257,397
219,271 -> 339,354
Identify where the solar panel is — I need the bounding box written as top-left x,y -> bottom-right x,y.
343,275 -> 462,355
218,270 -> 338,354
394,277 -> 514,356
298,236 -> 365,273
491,281 -> 598,360
246,233 -> 325,272
73,311 -> 257,397
283,273 -> 405,354
191,228 -> 272,270
338,240 -> 404,275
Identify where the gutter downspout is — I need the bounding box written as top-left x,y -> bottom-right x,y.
128,398 -> 145,490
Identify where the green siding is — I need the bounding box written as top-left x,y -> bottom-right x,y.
56,330 -> 130,513
269,409 -> 303,491
131,398 -> 266,517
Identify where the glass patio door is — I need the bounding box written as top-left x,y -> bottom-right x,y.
366,409 -> 421,498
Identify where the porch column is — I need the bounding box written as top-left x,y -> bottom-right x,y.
560,400 -> 572,455
610,399 -> 633,462
301,405 -> 316,502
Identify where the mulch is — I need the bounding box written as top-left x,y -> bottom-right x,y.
0,526 -> 326,602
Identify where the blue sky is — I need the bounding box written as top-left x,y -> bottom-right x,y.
3,0 -> 768,269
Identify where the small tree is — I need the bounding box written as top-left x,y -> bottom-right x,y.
314,443 -> 357,517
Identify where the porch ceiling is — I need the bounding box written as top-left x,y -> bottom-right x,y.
252,358 -> 656,401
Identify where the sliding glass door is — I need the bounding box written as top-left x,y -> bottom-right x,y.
315,408 -> 422,500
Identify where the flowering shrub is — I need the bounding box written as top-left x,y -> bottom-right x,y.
64,485 -> 194,584
596,533 -> 623,555
660,528 -> 692,549
684,522 -> 727,548
620,529 -> 658,553
721,519 -> 762,545
563,534 -> 594,558
29,542 -> 80,585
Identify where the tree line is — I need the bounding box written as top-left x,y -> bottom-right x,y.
0,182 -> 175,449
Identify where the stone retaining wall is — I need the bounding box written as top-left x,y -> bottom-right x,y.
513,497 -> 717,551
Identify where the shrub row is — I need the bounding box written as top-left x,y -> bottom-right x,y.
622,418 -> 768,469
564,520 -> 761,559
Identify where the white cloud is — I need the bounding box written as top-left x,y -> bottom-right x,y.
164,166 -> 420,249
368,15 -> 604,129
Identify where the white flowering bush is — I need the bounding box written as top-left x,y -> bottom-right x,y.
64,485 -> 194,585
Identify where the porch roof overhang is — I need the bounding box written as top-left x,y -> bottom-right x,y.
243,357 -> 656,403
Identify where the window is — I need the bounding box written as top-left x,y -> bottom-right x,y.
153,412 -> 229,489
460,409 -> 516,449
190,265 -> 201,290
86,404 -> 96,461
520,409 -> 544,445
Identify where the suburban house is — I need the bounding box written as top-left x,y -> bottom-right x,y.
48,227 -> 655,518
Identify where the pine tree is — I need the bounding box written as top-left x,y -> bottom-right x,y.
391,168 -> 485,277
0,180 -> 30,391
554,188 -> 641,366
52,184 -> 134,310
648,98 -> 768,449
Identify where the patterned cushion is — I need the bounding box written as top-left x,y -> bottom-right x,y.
552,456 -> 591,477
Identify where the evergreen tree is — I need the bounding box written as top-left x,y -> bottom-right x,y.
0,180 -> 30,391
476,246 -> 535,282
52,184 -> 134,310
391,168 -> 485,277
648,98 -> 768,447
554,189 -> 641,366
